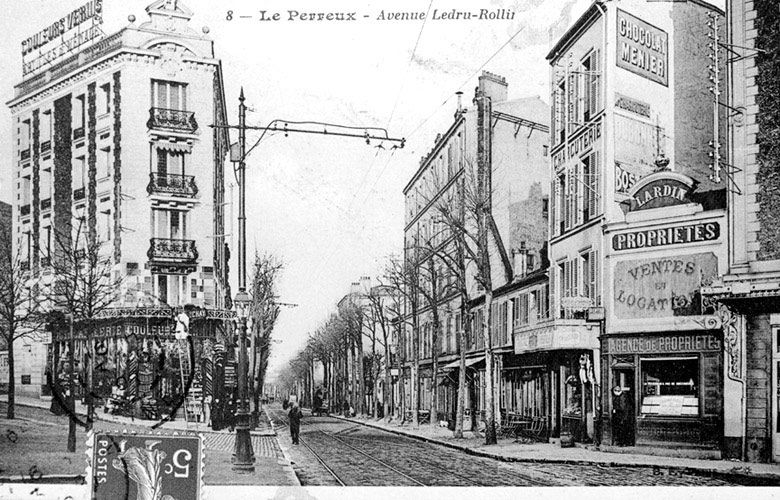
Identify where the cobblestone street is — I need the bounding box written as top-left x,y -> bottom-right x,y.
268,406 -> 774,487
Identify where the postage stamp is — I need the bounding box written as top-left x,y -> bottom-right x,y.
87,432 -> 204,500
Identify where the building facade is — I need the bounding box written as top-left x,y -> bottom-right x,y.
702,0 -> 780,462
401,72 -> 550,428
7,0 -> 233,421
547,0 -> 729,451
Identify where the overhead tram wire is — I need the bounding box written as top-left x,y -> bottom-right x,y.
344,0 -> 435,214
350,23 -> 529,218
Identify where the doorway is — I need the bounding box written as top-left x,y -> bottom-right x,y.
612,368 -> 635,446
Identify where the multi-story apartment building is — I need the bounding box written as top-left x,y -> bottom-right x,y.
548,0 -> 729,452
702,0 -> 780,463
401,72 -> 550,428
6,0 -> 232,418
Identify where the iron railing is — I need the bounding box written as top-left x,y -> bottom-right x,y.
147,107 -> 198,133
147,238 -> 198,262
147,173 -> 198,197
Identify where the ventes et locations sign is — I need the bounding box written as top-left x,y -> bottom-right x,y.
617,9 -> 668,86
21,0 -> 104,77
613,252 -> 717,319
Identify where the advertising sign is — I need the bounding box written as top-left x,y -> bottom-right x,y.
616,9 -> 669,86
613,252 -> 718,319
91,433 -> 202,500
614,114 -> 661,194
608,333 -> 721,354
21,0 -> 104,77
612,222 -> 720,251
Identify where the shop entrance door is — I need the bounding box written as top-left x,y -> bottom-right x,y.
612,368 -> 635,446
772,327 -> 780,462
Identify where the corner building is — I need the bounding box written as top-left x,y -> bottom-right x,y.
547,0 -> 730,454
7,0 -> 233,421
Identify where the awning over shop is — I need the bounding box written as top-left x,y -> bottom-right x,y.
441,356 -> 485,371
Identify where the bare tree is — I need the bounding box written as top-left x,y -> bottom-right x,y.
47,217 -> 122,450
364,285 -> 397,421
248,252 -> 283,422
0,225 -> 45,419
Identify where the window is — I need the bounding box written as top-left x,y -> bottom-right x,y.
513,294 -> 529,327
99,210 -> 111,242
152,209 -> 187,239
41,169 -> 52,201
20,119 -> 31,152
580,249 -> 600,306
640,358 -> 699,416
100,83 -> 111,114
41,111 -> 52,144
21,176 -> 31,205
490,301 -> 508,346
532,284 -> 550,320
156,274 -> 186,306
73,156 -> 86,189
152,80 -> 188,110
583,49 -> 602,122
41,226 -> 51,263
156,149 -> 185,177
552,78 -> 566,146
558,259 -> 580,319
73,95 -> 85,132
581,152 -> 600,221
99,147 -> 112,177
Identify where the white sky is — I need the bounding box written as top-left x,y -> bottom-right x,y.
0,0 -> 724,380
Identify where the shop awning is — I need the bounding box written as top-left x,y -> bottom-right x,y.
441,356 -> 485,371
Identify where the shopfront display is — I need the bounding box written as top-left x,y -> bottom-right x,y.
602,332 -> 723,448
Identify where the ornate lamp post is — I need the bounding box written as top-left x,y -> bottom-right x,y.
232,88 -> 255,473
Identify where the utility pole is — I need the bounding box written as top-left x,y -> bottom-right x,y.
232,88 -> 255,473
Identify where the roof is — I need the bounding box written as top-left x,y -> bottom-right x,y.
546,2 -> 603,62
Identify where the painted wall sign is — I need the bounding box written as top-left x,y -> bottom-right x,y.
21,0 -> 104,77
615,93 -> 651,118
615,162 -> 643,194
608,333 -> 721,354
614,114 -> 662,194
613,252 -> 718,319
91,433 -> 202,500
627,171 -> 696,211
616,9 -> 669,86
552,119 -> 602,170
612,222 -> 720,251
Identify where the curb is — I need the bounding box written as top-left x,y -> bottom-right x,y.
332,415 -> 780,485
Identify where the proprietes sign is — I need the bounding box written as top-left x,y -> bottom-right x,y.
612,222 -> 720,251
21,0 -> 104,77
617,9 -> 668,86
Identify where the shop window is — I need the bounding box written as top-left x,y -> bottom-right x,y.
640,357 -> 699,417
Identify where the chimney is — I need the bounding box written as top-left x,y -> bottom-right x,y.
513,242 -> 529,279
350,281 -> 361,296
478,71 -> 508,103
360,276 -> 371,294
456,91 -> 464,113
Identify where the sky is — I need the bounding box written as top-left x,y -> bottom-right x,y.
0,0 -> 723,381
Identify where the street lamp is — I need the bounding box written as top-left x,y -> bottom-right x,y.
232,288 -> 255,472
231,87 -> 254,473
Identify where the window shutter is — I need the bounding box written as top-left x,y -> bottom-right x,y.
591,49 -> 601,116
593,249 -> 600,306
572,258 -> 579,297
592,151 -> 600,217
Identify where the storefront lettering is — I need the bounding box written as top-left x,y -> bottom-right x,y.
609,334 -> 721,354
616,9 -> 669,86
552,120 -> 602,170
612,223 -> 720,251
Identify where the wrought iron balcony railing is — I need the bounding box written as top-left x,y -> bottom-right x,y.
147,173 -> 198,197
20,204 -> 30,216
147,238 -> 198,263
74,187 -> 85,201
20,149 -> 30,161
41,140 -> 51,153
147,107 -> 198,133
73,127 -> 85,140
41,198 -> 51,211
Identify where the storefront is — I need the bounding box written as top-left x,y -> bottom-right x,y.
602,332 -> 722,448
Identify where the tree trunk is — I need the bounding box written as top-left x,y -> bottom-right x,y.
67,319 -> 77,453
86,333 -> 94,432
454,298 -> 468,438
356,330 -> 366,415
384,339 -> 392,421
371,336 -> 378,419
430,310 -> 440,429
6,334 -> 15,419
483,290 -> 497,445
411,315 -> 420,427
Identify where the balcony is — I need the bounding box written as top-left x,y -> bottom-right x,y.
41,198 -> 51,211
73,127 -> 85,140
74,187 -> 85,201
147,238 -> 198,263
20,204 -> 30,216
41,140 -> 51,153
147,108 -> 198,134
147,173 -> 198,198
20,148 -> 30,161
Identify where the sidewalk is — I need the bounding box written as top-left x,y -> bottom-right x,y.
334,413 -> 780,483
6,395 -> 299,486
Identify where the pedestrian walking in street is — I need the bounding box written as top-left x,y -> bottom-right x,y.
288,401 -> 303,444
